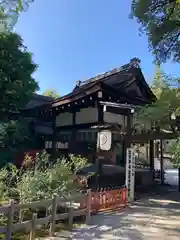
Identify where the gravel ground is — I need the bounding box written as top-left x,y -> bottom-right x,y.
40,188 -> 180,240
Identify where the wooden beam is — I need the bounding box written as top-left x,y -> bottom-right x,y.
53,95 -> 96,115
56,122 -> 100,131
127,132 -> 178,141
105,106 -> 131,116
52,84 -> 101,107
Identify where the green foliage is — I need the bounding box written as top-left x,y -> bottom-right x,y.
67,154 -> 88,173
0,0 -> 34,31
131,0 -> 180,63
0,163 -> 18,201
0,118 -> 31,147
0,151 -> 88,204
0,31 -> 38,164
151,65 -> 170,98
0,118 -> 36,166
0,152 -> 88,239
0,32 -> 39,114
43,89 -> 60,99
135,67 -> 180,130
136,87 -> 180,129
169,138 -> 180,167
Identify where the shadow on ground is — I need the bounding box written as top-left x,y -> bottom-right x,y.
43,188 -> 180,240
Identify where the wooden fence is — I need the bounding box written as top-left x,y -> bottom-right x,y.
81,186 -> 128,213
0,190 -> 91,240
0,186 -> 128,240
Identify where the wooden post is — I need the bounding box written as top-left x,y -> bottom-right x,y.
160,140 -> 164,185
49,194 -> 58,237
97,102 -> 104,189
29,213 -> 37,240
68,201 -> 74,230
86,189 -> 91,224
149,140 -> 154,179
19,209 -> 24,223
178,168 -> 180,192
124,114 -> 133,165
51,109 -> 57,159
6,199 -> 14,240
69,111 -> 77,153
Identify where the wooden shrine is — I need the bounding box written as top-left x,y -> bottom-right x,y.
21,58 -> 156,168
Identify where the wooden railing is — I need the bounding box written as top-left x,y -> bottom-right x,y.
0,190 -> 91,240
0,186 -> 128,239
81,186 -> 127,213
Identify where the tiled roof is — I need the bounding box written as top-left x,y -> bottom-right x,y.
73,58 -> 140,90
68,57 -> 155,105
52,58 -> 143,105
25,94 -> 54,109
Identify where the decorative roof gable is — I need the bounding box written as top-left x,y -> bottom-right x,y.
72,58 -> 156,105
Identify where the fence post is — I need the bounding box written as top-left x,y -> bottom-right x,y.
68,201 -> 74,230
86,189 -> 91,224
49,194 -> 58,237
29,213 -> 37,240
19,209 -> 24,223
6,199 -> 14,240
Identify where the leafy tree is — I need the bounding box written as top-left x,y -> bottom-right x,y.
0,0 -> 34,31
43,89 -> 60,99
151,65 -> 170,98
0,32 -> 38,114
135,66 -> 180,188
131,0 -> 180,63
135,66 -> 180,131
0,31 -> 39,164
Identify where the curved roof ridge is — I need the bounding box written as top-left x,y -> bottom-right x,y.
76,57 -> 141,88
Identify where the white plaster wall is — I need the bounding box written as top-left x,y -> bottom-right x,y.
104,112 -> 127,125
75,107 -> 98,124
56,109 -> 127,126
56,112 -> 73,127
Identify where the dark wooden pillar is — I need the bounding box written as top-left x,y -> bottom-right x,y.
97,103 -> 104,188
149,140 -> 154,178
160,140 -> 164,185
51,109 -> 57,159
69,111 -> 77,153
123,114 -> 133,166
178,168 -> 180,192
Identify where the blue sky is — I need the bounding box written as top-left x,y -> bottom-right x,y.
15,0 -> 180,96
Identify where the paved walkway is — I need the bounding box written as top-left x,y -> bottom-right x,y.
41,189 -> 180,240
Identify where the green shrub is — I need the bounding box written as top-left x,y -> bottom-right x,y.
0,151 -> 88,203
0,151 -> 89,238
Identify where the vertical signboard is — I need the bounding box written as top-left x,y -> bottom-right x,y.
125,148 -> 135,201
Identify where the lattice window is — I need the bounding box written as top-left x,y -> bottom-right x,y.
77,131 -> 97,141
45,141 -> 52,149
